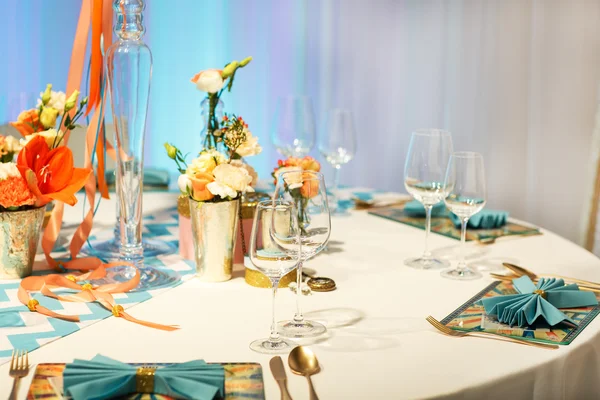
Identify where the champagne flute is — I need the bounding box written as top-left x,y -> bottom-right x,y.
404,129 -> 453,269
271,96 -> 316,157
441,152 -> 486,280
249,200 -> 300,354
318,109 -> 357,213
274,170 -> 331,338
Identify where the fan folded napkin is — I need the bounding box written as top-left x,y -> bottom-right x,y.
403,200 -> 445,217
63,355 -> 225,400
450,209 -> 508,229
479,276 -> 598,327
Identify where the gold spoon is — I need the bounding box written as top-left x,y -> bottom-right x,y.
503,263 -> 600,289
288,346 -> 321,400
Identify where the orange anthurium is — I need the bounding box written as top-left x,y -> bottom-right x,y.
16,136 -> 91,207
10,109 -> 45,137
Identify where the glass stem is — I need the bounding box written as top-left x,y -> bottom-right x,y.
113,198 -> 121,243
113,171 -> 120,243
423,205 -> 433,260
293,261 -> 304,323
333,165 -> 341,193
457,217 -> 469,272
269,278 -> 281,342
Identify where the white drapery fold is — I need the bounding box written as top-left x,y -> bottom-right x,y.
310,0 -> 600,244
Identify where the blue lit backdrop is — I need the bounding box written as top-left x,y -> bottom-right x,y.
0,0 -> 320,181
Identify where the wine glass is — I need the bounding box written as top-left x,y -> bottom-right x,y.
441,152 -> 486,280
249,200 -> 300,354
404,129 -> 453,269
318,109 -> 357,213
274,170 -> 331,338
271,96 -> 316,157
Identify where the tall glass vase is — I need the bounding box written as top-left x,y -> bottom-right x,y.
105,0 -> 178,290
81,184 -> 176,258
200,96 -> 224,150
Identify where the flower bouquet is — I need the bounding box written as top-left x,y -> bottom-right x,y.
165,58 -> 261,281
272,155 -> 322,229
0,86 -> 91,279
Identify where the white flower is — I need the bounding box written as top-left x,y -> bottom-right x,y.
0,162 -> 21,180
235,130 -> 262,157
20,129 -> 61,148
206,181 -> 238,199
2,136 -> 21,155
187,149 -> 226,175
207,163 -> 254,199
274,167 -> 303,189
177,174 -> 191,194
37,91 -> 67,115
230,160 -> 258,187
191,70 -> 224,93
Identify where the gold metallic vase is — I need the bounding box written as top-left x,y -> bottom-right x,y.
0,207 -> 45,280
189,198 -> 239,282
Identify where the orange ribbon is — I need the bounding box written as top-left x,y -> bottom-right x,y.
17,0 -> 178,332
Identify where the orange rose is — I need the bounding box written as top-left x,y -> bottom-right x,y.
16,136 -> 91,207
300,156 -> 320,172
189,171 -> 215,201
10,109 -> 45,137
300,172 -> 320,198
284,157 -> 302,167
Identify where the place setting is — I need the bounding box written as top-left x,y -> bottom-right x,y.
3,0 -> 600,399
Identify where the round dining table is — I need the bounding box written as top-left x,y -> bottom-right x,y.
1,191 -> 600,399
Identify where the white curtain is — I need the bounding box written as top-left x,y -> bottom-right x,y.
308,0 -> 600,244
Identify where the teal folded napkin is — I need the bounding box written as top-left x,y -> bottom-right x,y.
403,200 -> 445,217
63,354 -> 225,400
479,276 -> 598,327
450,209 -> 508,229
106,168 -> 171,187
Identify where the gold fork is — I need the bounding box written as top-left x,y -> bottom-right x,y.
9,350 -> 30,400
425,316 -> 559,350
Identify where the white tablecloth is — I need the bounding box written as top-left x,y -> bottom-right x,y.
2,192 -> 600,399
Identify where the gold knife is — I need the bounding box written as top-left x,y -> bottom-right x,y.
270,356 -> 293,400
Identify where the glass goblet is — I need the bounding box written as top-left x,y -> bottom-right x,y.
249,200 -> 300,354
403,129 -> 453,269
273,170 -> 331,338
442,152 -> 486,280
318,109 -> 357,213
270,95 -> 316,157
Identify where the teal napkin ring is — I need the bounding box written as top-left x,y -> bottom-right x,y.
403,200 -> 445,217
450,209 -> 508,229
479,276 -> 598,327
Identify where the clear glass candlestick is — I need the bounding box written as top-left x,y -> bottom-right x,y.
104,0 -> 177,290
81,188 -> 176,258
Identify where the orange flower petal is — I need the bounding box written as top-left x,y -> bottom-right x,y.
43,146 -> 75,193
47,168 -> 92,206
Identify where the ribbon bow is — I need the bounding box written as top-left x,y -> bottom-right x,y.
63,355 -> 225,400
480,276 -> 598,327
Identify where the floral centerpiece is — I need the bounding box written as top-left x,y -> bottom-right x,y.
272,156 -> 322,230
0,85 -> 91,279
164,58 -> 261,281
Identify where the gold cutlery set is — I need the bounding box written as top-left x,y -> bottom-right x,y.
428,262 -> 600,350
270,346 -> 321,400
